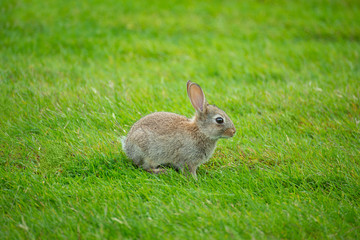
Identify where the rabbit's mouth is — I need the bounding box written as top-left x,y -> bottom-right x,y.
222,128 -> 236,138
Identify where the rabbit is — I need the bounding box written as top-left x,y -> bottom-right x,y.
121,81 -> 236,179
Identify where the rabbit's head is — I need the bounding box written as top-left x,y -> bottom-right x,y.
187,81 -> 236,140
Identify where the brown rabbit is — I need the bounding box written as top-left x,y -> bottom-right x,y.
122,81 -> 236,179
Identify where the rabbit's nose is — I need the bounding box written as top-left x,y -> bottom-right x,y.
224,128 -> 236,137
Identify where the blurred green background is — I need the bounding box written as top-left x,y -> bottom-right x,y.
1,0 -> 360,239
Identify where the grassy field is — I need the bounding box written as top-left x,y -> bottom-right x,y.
1,0 -> 360,239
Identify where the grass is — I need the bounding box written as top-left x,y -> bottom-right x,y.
1,0 -> 360,239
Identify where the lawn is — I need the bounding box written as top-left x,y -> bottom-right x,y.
1,0 -> 360,239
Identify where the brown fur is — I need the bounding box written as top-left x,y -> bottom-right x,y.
123,81 -> 236,179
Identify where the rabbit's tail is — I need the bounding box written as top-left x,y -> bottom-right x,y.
120,136 -> 126,151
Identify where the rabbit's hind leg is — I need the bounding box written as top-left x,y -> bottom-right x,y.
142,159 -> 166,174
125,143 -> 145,167
146,168 -> 166,174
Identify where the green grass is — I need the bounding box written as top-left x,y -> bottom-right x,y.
1,0 -> 360,239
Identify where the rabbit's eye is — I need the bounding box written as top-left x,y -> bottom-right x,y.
215,117 -> 224,124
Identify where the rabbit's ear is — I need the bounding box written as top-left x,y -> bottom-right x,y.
187,81 -> 206,113
187,80 -> 192,93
